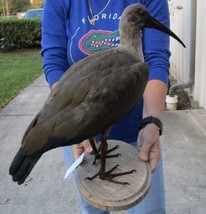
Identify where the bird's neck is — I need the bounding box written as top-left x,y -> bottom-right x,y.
120,30 -> 144,62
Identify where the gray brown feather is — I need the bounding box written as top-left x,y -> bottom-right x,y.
21,47 -> 149,156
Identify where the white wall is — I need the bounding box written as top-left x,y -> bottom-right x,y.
193,0 -> 206,109
169,0 -> 206,110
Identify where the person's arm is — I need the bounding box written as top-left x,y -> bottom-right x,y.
138,0 -> 170,172
41,0 -> 70,88
138,80 -> 167,172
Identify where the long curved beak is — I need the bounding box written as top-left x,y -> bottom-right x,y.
145,14 -> 186,48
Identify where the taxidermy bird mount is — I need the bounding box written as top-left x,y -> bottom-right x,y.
9,4 -> 185,185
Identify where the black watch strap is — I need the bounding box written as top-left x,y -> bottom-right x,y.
139,116 -> 163,136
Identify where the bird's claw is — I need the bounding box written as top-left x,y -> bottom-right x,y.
85,164 -> 136,185
92,145 -> 121,164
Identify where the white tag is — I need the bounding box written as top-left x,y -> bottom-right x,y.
64,152 -> 85,180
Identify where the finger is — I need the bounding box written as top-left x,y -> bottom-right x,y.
138,140 -> 151,162
149,157 -> 158,173
73,140 -> 94,160
73,144 -> 84,160
148,144 -> 160,172
82,140 -> 93,154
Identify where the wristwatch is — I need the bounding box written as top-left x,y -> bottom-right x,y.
139,116 -> 163,136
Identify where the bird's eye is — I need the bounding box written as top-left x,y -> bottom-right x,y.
138,9 -> 146,16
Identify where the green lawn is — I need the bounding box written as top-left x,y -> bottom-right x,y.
0,49 -> 43,108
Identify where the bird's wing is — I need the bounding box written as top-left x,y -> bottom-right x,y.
20,48 -> 149,156
9,48 -> 148,185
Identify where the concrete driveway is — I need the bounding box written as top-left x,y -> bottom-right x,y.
0,75 -> 206,214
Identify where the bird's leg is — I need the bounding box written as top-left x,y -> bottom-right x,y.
88,137 -> 119,164
101,127 -> 121,158
89,137 -> 116,165
88,131 -> 120,165
95,144 -> 121,161
99,135 -> 136,184
86,132 -> 136,185
88,138 -> 99,164
85,135 -> 108,181
88,138 -> 98,154
99,135 -> 108,179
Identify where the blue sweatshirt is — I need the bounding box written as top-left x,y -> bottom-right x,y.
41,0 -> 170,143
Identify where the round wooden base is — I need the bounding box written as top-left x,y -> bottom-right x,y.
76,140 -> 151,211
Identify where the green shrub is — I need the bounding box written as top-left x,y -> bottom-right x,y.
0,18 -> 41,50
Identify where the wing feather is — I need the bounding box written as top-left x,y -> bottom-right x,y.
21,48 -> 149,155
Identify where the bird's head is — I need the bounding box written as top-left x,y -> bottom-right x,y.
120,3 -> 186,48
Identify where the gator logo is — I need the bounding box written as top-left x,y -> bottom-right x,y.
79,30 -> 120,55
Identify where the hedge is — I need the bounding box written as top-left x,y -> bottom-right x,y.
0,18 -> 41,50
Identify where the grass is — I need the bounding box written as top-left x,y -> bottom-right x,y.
0,49 -> 43,108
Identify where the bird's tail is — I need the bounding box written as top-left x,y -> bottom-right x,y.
9,150 -> 41,185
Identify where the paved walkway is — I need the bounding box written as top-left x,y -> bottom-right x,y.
0,75 -> 206,214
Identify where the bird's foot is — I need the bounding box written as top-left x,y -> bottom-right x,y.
93,145 -> 121,164
85,164 -> 136,185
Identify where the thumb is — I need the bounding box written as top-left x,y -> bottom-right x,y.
138,141 -> 150,162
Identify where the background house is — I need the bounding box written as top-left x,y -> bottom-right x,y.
169,0 -> 206,110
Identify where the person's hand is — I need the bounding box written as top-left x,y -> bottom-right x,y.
137,123 -> 160,172
73,140 -> 93,160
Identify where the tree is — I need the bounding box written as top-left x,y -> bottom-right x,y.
0,0 -> 10,17
0,0 -> 31,16
0,0 -> 5,16
11,0 -> 30,13
31,0 -> 44,8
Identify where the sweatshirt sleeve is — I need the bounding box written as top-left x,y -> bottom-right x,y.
142,0 -> 171,85
41,0 -> 70,88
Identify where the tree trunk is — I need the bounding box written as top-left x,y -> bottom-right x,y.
5,0 -> 10,17
1,0 -> 5,17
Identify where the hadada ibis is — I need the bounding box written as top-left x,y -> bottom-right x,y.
9,4 -> 185,185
